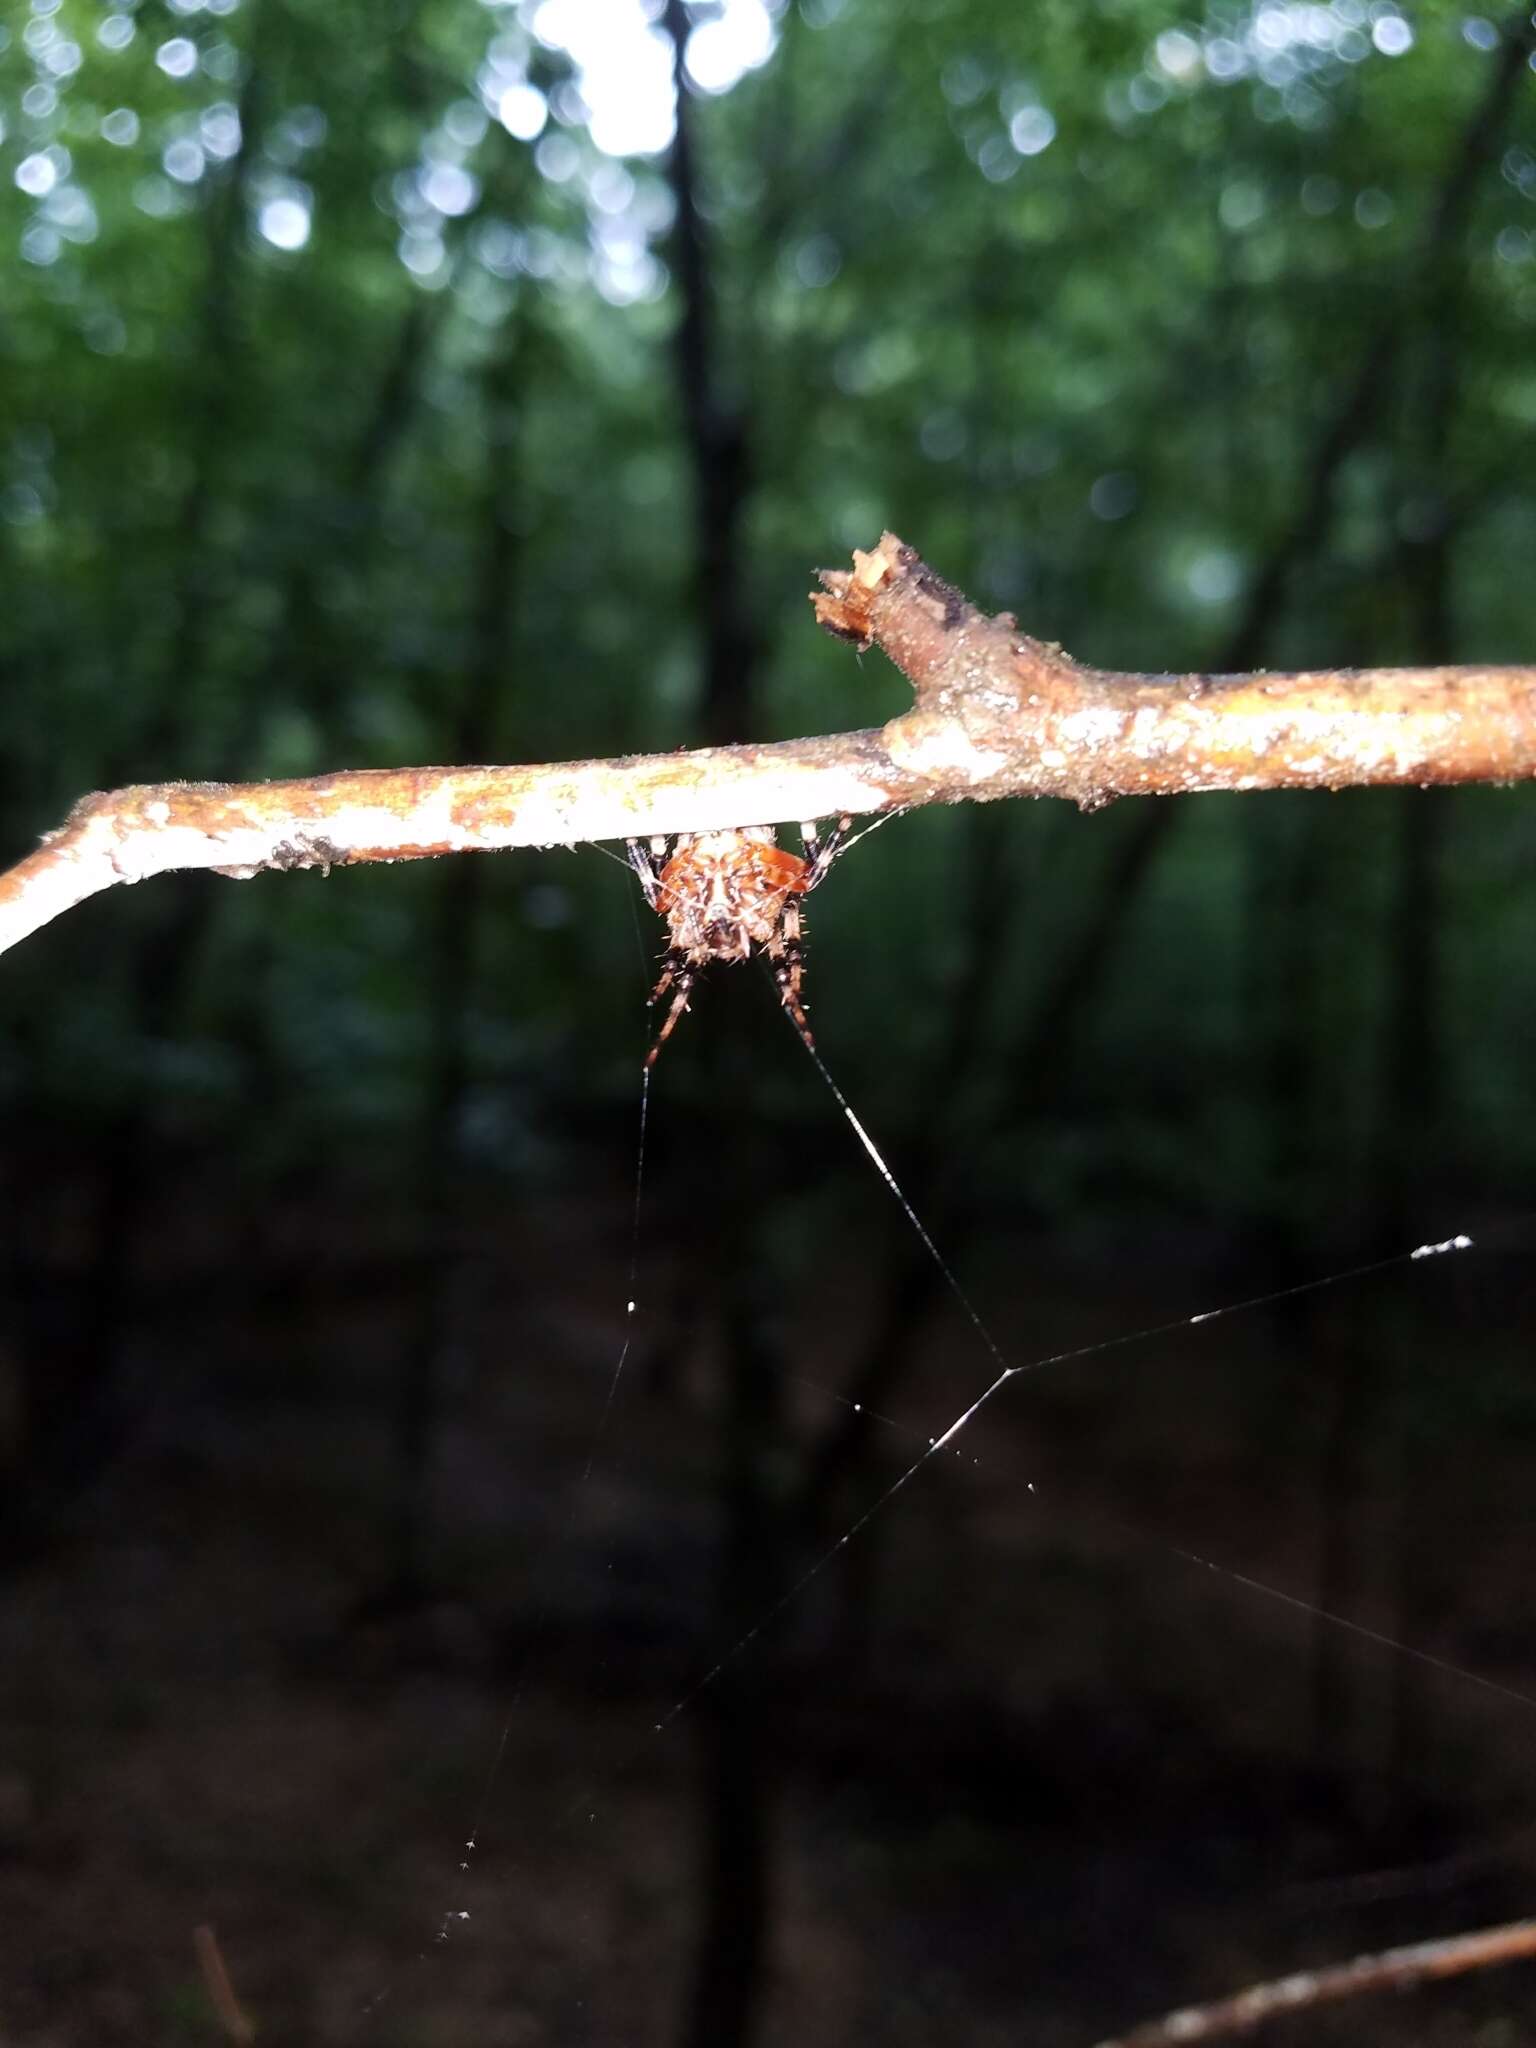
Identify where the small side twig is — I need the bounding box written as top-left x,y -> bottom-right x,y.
193,1923 -> 256,2045
1090,1914 -> 1536,2047
811,534 -> 1536,810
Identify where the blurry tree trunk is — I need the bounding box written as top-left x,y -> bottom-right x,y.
684,1202 -> 783,2048
660,15 -> 777,2042
663,0 -> 757,749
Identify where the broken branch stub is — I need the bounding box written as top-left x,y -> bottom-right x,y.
812,530 -> 1536,809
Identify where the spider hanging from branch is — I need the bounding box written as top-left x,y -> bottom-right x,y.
627,817 -> 855,1065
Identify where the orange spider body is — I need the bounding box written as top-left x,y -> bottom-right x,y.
654,828 -> 810,963
627,819 -> 851,1064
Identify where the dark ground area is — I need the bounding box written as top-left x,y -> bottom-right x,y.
3,1123 -> 1535,2047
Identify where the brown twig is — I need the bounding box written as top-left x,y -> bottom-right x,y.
3,531 -> 1534,961
193,1924 -> 256,2045
1091,1915 -> 1536,2047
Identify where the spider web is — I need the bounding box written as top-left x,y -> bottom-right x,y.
364,901 -> 1535,2043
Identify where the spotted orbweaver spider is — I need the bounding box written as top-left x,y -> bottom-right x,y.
627,817 -> 852,1065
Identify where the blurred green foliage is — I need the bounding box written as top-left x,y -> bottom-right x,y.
1,0 -> 1534,1227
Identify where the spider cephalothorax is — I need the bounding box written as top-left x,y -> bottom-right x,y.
627,818 -> 850,1064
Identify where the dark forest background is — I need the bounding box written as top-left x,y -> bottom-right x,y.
3,2 -> 1536,2043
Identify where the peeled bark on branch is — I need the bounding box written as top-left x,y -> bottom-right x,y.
3,531 -> 1534,960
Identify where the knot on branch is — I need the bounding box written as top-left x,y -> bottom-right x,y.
812,531 -> 1087,791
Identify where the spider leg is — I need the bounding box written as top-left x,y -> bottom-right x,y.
627,835 -> 669,910
799,814 -> 854,891
768,898 -> 815,1052
646,947 -> 696,1066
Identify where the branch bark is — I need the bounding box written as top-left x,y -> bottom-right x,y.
1090,1914 -> 1536,2046
4,531 -> 1535,960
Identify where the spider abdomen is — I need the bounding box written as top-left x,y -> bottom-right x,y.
628,815 -> 852,1062
658,836 -> 810,963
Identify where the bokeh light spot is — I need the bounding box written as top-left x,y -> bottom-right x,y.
15,152 -> 59,198
199,104 -> 242,158
20,223 -> 62,267
1154,30 -> 1201,80
531,0 -> 675,157
1220,180 -> 1265,230
535,132 -> 580,182
498,83 -> 548,141
421,163 -> 480,217
258,193 -> 311,250
687,0 -> 776,94
155,36 -> 198,77
942,54 -> 988,106
135,174 -> 189,217
45,184 -> 98,241
399,228 -> 447,281
1089,471 -> 1137,521
1009,105 -> 1056,156
1371,14 -> 1412,56
444,100 -> 488,149
978,136 -> 1016,181
792,232 -> 840,287
163,139 -> 206,184
1186,548 -> 1243,606
44,37 -> 82,78
83,310 -> 127,354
